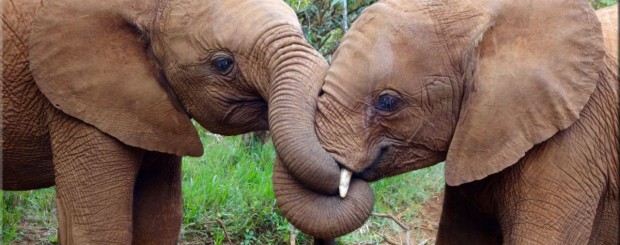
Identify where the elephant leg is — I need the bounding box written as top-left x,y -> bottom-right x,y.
50,116 -> 143,244
436,185 -> 502,245
132,152 -> 183,244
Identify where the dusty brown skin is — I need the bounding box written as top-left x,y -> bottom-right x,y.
2,0 -> 343,243
277,0 -> 619,243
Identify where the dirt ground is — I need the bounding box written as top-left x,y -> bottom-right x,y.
412,192 -> 443,244
378,191 -> 443,245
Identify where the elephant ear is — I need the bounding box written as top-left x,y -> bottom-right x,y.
29,0 -> 203,156
596,5 -> 618,61
445,0 -> 605,186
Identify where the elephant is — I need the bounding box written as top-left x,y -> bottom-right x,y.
272,0 -> 619,243
2,0 -> 334,243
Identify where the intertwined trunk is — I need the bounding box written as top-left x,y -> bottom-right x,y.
265,29 -> 373,238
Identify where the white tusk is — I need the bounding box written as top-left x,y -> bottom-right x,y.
339,168 -> 353,198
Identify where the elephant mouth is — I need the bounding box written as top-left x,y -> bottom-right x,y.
336,144 -> 427,183
235,98 -> 268,112
239,98 -> 269,128
354,146 -> 389,182
330,145 -> 388,183
221,98 -> 269,133
357,145 -> 446,182
329,146 -> 386,198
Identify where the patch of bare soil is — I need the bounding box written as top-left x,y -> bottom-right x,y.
411,191 -> 443,244
379,191 -> 444,245
15,219 -> 56,245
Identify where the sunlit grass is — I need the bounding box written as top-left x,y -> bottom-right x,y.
179,129 -> 293,244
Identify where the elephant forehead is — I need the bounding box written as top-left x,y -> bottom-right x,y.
162,0 -> 301,64
325,3 -> 448,105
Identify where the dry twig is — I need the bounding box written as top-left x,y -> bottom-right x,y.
417,238 -> 431,245
412,225 -> 436,232
372,213 -> 410,231
289,224 -> 297,245
382,234 -> 401,245
373,212 -> 411,245
215,218 -> 233,244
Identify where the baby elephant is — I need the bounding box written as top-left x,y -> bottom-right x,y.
3,0 -> 330,243
274,0 -> 619,243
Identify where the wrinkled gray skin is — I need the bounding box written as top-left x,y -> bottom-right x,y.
275,0 -> 619,243
2,0 -> 335,243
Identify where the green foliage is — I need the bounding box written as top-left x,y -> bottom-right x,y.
2,188 -> 57,243
590,0 -> 617,9
284,0 -> 376,61
180,124 -> 297,244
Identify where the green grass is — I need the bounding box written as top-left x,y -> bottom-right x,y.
1,187 -> 58,244
178,129 -> 292,244
2,126 -> 444,244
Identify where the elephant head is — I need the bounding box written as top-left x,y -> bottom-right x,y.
28,0 -> 345,198
274,0 -> 605,238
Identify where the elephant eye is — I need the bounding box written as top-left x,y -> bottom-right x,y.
212,57 -> 235,74
375,93 -> 401,112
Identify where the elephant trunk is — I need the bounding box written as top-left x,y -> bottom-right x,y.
265,29 -> 339,194
272,158 -> 374,239
264,28 -> 374,238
